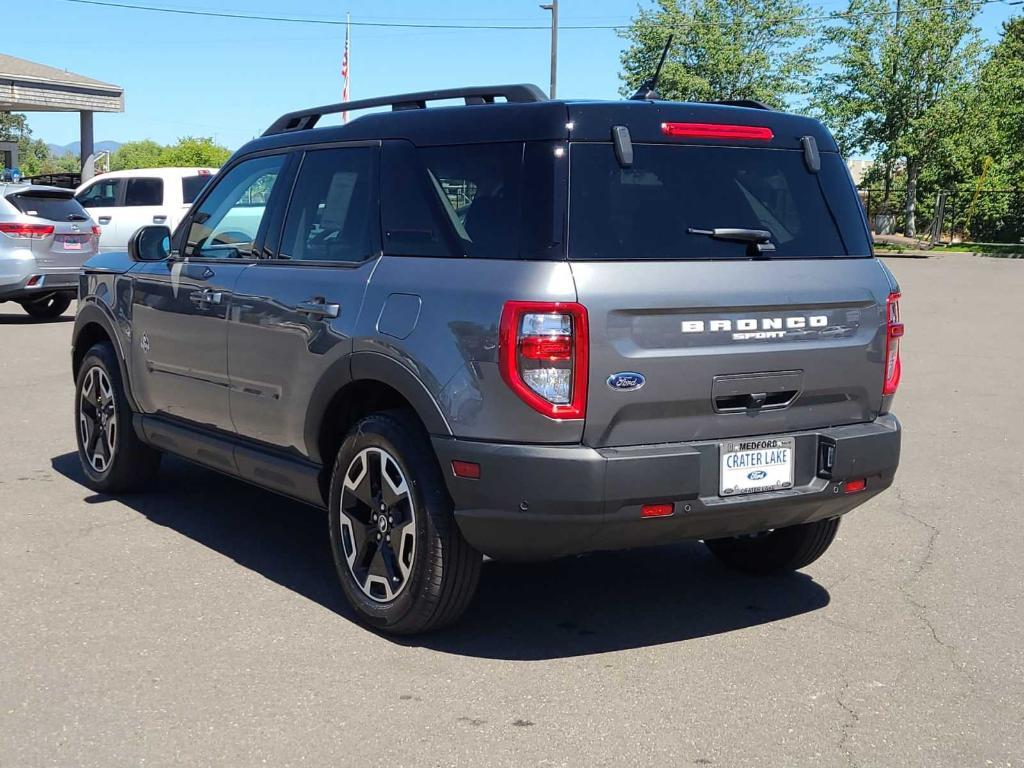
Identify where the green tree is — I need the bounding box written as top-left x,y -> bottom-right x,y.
0,112 -> 56,176
815,0 -> 983,236
975,17 -> 1024,187
162,136 -> 231,168
619,0 -> 821,108
109,139 -> 166,171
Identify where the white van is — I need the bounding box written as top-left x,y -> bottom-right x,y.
75,167 -> 217,252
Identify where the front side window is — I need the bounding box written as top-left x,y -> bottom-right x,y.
278,147 -> 378,263
76,179 -> 121,208
124,177 -> 163,206
183,154 -> 284,259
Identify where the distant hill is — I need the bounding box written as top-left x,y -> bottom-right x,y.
46,140 -> 122,157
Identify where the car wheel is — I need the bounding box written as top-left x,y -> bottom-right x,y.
704,517 -> 841,574
328,411 -> 482,634
21,294 -> 72,319
75,342 -> 161,493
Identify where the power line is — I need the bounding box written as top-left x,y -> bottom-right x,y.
51,0 -> 1017,31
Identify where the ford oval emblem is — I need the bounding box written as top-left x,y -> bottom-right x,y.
607,372 -> 646,392
747,470 -> 768,481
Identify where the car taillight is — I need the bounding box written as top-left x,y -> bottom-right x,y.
499,301 -> 588,419
883,292 -> 904,396
0,223 -> 55,239
92,225 -> 102,236
661,122 -> 774,141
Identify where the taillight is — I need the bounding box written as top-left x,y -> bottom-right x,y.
883,292 -> 904,396
0,223 -> 55,239
499,301 -> 588,419
91,225 -> 102,236
661,122 -> 774,141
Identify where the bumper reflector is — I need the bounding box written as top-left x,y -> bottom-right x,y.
26,275 -> 42,287
641,503 -> 674,518
844,478 -> 867,494
451,460 -> 481,480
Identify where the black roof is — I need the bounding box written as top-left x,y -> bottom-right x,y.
238,84 -> 838,159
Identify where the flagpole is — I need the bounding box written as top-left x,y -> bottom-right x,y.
342,11 -> 351,124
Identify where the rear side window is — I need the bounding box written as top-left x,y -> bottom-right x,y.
182,174 -> 211,204
124,178 -> 163,206
76,179 -> 121,208
278,147 -> 378,263
568,144 -> 871,260
6,191 -> 90,222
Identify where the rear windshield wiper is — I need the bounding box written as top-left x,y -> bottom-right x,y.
687,227 -> 776,257
66,213 -> 89,222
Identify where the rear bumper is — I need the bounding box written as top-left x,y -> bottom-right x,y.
432,414 -> 901,560
0,271 -> 78,301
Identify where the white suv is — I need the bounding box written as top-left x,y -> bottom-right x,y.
75,167 -> 216,252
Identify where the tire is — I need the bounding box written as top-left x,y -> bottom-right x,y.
74,342 -> 161,493
21,294 -> 71,319
704,517 -> 841,575
328,411 -> 482,634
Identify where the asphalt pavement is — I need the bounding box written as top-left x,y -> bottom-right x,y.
1,252 -> 1021,767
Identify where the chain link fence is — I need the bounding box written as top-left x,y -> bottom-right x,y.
861,188 -> 1024,245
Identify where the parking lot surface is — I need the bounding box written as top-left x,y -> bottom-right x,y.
1,253 -> 1022,767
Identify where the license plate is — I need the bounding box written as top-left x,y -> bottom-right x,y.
719,437 -> 795,496
61,239 -> 83,250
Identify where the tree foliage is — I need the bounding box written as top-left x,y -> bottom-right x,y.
110,136 -> 231,171
619,0 -> 821,108
814,0 -> 983,236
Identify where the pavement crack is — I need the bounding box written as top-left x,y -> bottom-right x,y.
835,677 -> 861,768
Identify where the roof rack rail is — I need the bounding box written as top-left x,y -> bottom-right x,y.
711,99 -> 773,110
263,83 -> 548,136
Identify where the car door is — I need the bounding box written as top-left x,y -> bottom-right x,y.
75,177 -> 122,251
115,176 -> 169,247
129,153 -> 288,432
227,143 -> 380,457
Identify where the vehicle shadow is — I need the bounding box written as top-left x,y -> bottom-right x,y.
51,451 -> 830,660
0,313 -> 74,325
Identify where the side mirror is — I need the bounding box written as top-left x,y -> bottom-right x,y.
128,225 -> 172,262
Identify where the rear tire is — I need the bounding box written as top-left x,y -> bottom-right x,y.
21,294 -> 71,319
704,517 -> 841,574
328,411 -> 482,634
74,342 -> 161,493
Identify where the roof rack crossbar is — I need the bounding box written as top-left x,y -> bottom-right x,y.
263,83 -> 548,136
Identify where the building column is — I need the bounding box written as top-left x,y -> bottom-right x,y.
79,110 -> 94,173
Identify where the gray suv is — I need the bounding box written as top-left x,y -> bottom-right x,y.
71,85 -> 902,634
1,184 -> 98,318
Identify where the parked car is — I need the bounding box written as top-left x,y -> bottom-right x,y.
75,167 -> 216,252
0,183 -> 98,318
71,84 -> 903,634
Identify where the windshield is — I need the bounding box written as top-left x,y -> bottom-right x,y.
568,144 -> 871,260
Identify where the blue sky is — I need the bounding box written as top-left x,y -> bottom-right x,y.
9,0 -> 1022,150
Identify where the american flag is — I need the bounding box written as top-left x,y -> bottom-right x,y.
341,13 -> 350,124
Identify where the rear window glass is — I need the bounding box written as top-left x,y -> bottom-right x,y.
182,174 -> 211,204
124,177 -> 163,206
6,192 -> 90,222
568,144 -> 871,260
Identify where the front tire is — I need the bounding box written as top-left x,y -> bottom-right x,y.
74,342 -> 161,493
328,412 -> 482,634
22,294 -> 72,319
704,517 -> 841,574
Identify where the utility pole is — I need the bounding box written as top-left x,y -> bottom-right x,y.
540,0 -> 558,98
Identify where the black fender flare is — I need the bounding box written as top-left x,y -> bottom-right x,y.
72,299 -> 141,412
303,351 -> 452,464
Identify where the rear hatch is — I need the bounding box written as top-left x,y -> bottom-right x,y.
566,110 -> 893,448
6,187 -> 98,270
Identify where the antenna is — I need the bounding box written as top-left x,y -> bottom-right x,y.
630,34 -> 674,100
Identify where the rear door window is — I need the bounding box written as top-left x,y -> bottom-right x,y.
6,191 -> 90,221
278,147 -> 378,263
568,144 -> 871,260
76,179 -> 121,208
124,177 -> 163,206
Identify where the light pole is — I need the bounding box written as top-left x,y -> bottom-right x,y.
539,0 -> 558,98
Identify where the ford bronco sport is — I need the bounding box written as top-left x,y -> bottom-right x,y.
71,84 -> 902,634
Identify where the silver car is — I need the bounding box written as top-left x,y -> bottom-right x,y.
0,183 -> 98,319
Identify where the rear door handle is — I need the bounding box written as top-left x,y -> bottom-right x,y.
98,216 -> 111,224
297,298 -> 340,319
153,215 -> 167,224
